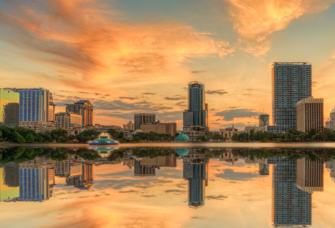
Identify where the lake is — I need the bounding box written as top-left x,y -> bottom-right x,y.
0,145 -> 334,228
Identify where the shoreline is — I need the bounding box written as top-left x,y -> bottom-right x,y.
3,141 -> 335,148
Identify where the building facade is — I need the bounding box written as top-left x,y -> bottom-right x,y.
48,93 -> 56,122
272,62 -> 312,133
14,88 -> 53,122
66,163 -> 93,190
66,100 -> 93,126
296,97 -> 323,132
259,114 -> 269,127
325,108 -> 335,130
19,121 -> 54,133
140,121 -> 177,136
0,163 -> 19,202
134,160 -> 156,176
134,113 -> 155,130
0,88 -> 20,127
123,121 -> 134,131
296,158 -> 324,193
183,81 -> 208,129
55,112 -> 82,129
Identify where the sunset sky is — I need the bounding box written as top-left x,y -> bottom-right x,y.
1,0 -> 335,130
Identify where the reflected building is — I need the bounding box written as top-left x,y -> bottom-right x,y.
296,158 -> 323,193
325,160 -> 335,182
55,161 -> 82,177
66,163 -> 93,190
18,164 -> 55,202
268,158 -> 311,227
0,88 -> 20,127
245,157 -> 269,175
183,163 -> 208,208
0,163 -> 19,202
134,160 -> 156,176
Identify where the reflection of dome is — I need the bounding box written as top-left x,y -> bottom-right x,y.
174,133 -> 190,142
91,147 -> 117,152
89,138 -> 118,145
174,148 -> 190,157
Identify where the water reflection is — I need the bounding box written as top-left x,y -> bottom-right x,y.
1,147 -> 335,227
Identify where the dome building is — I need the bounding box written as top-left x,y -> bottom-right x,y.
174,133 -> 190,142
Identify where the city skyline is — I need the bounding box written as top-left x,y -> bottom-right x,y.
2,1 -> 335,130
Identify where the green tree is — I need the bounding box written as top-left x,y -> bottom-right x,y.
25,133 -> 35,143
196,136 -> 207,141
14,132 -> 25,143
132,136 -> 141,142
107,129 -> 119,139
212,134 -> 224,142
249,130 -> 255,141
175,132 -> 180,137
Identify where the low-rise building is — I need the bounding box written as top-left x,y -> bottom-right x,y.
55,112 -> 82,130
325,108 -> 335,131
245,125 -> 266,133
140,121 -> 176,136
19,121 -> 54,133
219,126 -> 239,139
123,121 -> 134,131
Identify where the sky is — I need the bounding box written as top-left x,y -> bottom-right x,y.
0,159 -> 335,228
1,0 -> 335,130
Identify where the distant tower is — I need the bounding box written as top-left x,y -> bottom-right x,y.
183,82 -> 208,129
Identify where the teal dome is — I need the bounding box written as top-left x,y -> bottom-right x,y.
174,133 -> 190,142
91,147 -> 117,152
89,138 -> 118,145
174,148 -> 190,157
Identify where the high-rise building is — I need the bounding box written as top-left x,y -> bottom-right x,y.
296,158 -> 323,193
268,158 -> 311,227
205,103 -> 208,126
48,93 -> 56,122
55,161 -> 82,177
66,100 -> 93,126
0,163 -> 19,202
66,163 -> 93,190
183,81 -> 208,129
259,114 -> 269,127
325,108 -> 335,130
296,97 -> 323,132
134,113 -> 155,130
55,112 -> 83,129
140,121 -> 177,136
183,163 -> 208,208
272,62 -> 312,132
0,88 -> 20,127
19,164 -> 53,202
134,160 -> 156,176
13,88 -> 53,122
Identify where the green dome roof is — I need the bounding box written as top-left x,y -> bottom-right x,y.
174,148 -> 190,157
91,147 -> 117,152
174,133 -> 190,142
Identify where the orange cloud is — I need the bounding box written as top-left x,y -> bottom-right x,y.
0,0 -> 234,93
225,0 -> 335,56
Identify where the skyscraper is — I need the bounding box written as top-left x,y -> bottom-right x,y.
296,97 -> 324,132
48,93 -> 56,122
268,158 -> 312,227
272,62 -> 312,132
134,160 -> 156,176
66,100 -> 93,126
13,88 -> 53,122
183,81 -> 208,129
0,88 -> 20,127
134,113 -> 155,130
296,158 -> 323,193
183,163 -> 208,208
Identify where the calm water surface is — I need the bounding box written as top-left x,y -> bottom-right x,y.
1,146 -> 335,228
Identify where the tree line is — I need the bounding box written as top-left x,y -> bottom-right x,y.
231,128 -> 335,142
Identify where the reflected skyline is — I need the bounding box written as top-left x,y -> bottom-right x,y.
0,147 -> 335,227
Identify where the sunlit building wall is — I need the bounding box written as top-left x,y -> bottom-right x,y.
134,160 -> 156,176
0,163 -> 19,202
134,113 -> 155,131
55,112 -> 82,129
296,158 -> 324,193
0,88 -> 20,127
296,97 -> 323,132
272,63 -> 312,133
66,100 -> 93,126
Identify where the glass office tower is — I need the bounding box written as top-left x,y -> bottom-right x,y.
272,63 -> 312,132
0,88 -> 20,127
183,81 -> 208,128
13,88 -> 52,122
